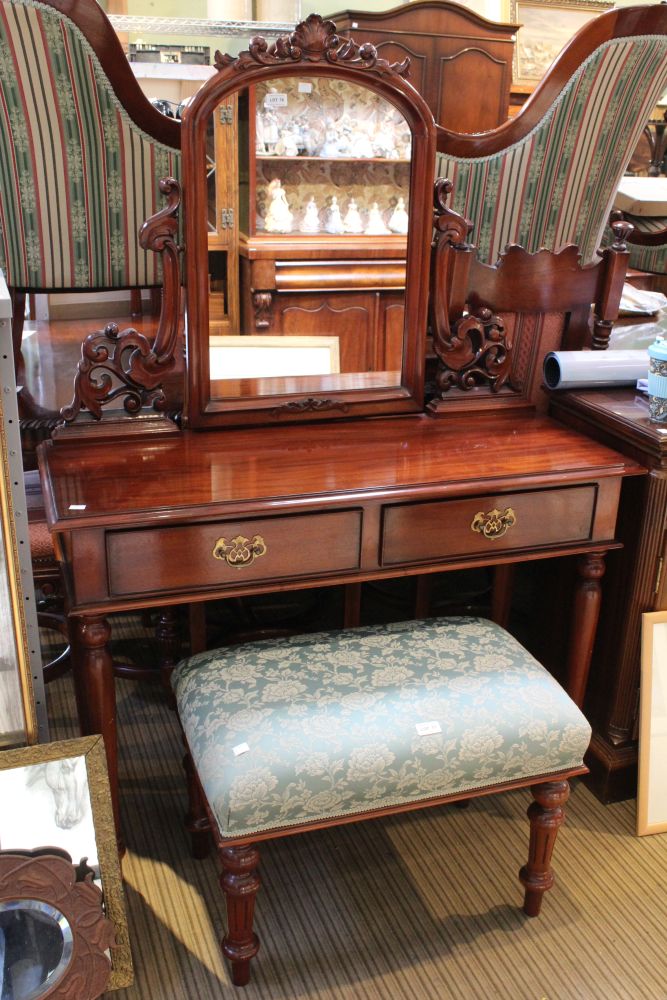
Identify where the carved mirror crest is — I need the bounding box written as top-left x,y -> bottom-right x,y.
182,14 -> 435,428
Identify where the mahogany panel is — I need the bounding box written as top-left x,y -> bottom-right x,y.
278,293 -> 377,373
106,510 -> 363,597
381,486 -> 596,566
435,48 -> 512,132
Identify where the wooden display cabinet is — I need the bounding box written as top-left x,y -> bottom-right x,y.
328,0 -> 519,132
550,388 -> 667,802
212,76 -> 411,374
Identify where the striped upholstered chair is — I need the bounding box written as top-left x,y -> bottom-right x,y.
0,0 -> 181,391
435,4 -> 667,317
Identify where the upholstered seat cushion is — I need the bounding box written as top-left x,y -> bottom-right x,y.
172,617 -> 591,839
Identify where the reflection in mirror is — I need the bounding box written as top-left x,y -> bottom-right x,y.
207,75 -> 411,399
0,900 -> 72,1000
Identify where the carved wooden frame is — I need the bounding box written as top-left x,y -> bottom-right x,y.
0,849 -> 115,999
182,13 -> 436,428
0,737 -> 133,990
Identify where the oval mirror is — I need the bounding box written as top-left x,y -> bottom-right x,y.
183,15 -> 435,428
0,899 -> 73,1000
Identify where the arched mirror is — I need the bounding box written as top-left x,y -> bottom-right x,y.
183,15 -> 436,428
0,899 -> 72,999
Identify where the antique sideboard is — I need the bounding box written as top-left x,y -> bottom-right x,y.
550,388 -> 667,801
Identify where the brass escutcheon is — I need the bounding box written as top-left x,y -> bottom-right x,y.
212,534 -> 267,568
470,507 -> 516,540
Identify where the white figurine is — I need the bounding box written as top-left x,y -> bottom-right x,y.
343,199 -> 363,234
262,110 -> 279,155
365,202 -> 390,236
349,121 -> 374,159
275,126 -> 300,158
324,196 -> 344,235
320,121 -> 341,158
264,179 -> 293,233
300,196 -> 320,234
388,197 -> 409,235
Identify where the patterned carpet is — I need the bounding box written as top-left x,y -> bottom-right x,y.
44,616 -> 667,1000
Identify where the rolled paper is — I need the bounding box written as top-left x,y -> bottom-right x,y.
543,349 -> 649,390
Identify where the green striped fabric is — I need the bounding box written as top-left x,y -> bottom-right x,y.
0,0 -> 180,290
611,213 -> 667,273
436,35 -> 667,265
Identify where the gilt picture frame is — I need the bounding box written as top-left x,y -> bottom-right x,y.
0,278 -> 40,748
510,0 -> 612,87
638,611 -> 667,836
0,736 -> 133,989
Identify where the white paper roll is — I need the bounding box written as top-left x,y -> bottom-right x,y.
543,350 -> 649,390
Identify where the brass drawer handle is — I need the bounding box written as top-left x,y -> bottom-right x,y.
213,534 -> 267,568
470,507 -> 516,540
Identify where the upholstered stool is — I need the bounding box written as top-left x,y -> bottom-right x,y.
172,616 -> 591,987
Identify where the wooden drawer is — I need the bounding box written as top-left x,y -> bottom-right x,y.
107,509 -> 362,597
381,486 -> 597,566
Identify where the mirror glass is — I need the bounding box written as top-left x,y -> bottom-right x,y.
206,74 -> 412,401
0,899 -> 73,999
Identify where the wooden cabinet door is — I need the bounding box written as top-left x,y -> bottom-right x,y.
275,291 -> 378,373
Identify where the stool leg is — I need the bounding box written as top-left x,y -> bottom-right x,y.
519,779 -> 570,917
220,844 -> 261,987
182,748 -> 212,860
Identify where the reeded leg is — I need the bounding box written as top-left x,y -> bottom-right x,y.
182,748 -> 212,859
567,552 -> 606,706
221,844 -> 261,987
519,780 -> 570,917
75,615 -> 124,855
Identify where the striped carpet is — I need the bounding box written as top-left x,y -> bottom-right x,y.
44,618 -> 667,1000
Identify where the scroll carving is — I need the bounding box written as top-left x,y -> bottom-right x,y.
214,13 -> 410,78
269,397 -> 349,417
431,179 -> 512,393
252,291 -> 273,330
60,177 -> 182,423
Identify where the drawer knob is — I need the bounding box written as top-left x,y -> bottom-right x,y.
470,507 -> 516,540
213,534 -> 267,568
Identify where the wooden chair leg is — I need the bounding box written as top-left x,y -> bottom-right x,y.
519,779 -> 570,917
182,748 -> 212,860
220,844 -> 261,987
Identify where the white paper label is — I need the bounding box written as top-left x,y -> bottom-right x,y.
68,504 -> 87,511
298,81 -> 313,94
415,721 -> 442,736
232,742 -> 250,757
264,92 -> 288,108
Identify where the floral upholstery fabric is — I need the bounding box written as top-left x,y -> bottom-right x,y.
0,0 -> 180,290
436,35 -> 667,265
172,617 -> 591,839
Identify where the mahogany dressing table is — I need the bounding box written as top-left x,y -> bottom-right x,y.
37,16 -> 644,846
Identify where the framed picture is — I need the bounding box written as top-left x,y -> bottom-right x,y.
0,736 -> 133,989
0,272 -> 42,748
638,610 -> 667,836
510,0 -> 612,87
209,334 -> 341,381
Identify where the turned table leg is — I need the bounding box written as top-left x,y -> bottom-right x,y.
566,551 -> 606,707
74,614 -> 124,854
182,747 -> 212,860
520,780 -> 570,917
221,844 -> 261,987
156,607 -> 181,701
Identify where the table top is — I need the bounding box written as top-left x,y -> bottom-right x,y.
614,176 -> 667,217
39,412 -> 644,531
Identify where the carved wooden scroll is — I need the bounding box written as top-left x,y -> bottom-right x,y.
60,177 -> 182,424
214,13 -> 411,79
430,179 -> 511,394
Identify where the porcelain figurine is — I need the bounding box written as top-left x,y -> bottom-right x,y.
264,178 -> 293,233
324,196 -> 344,235
388,197 -> 409,235
300,196 -> 320,234
320,121 -> 341,158
261,110 -> 279,156
365,202 -> 390,235
349,121 -> 374,159
343,199 -> 363,234
275,126 -> 299,158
